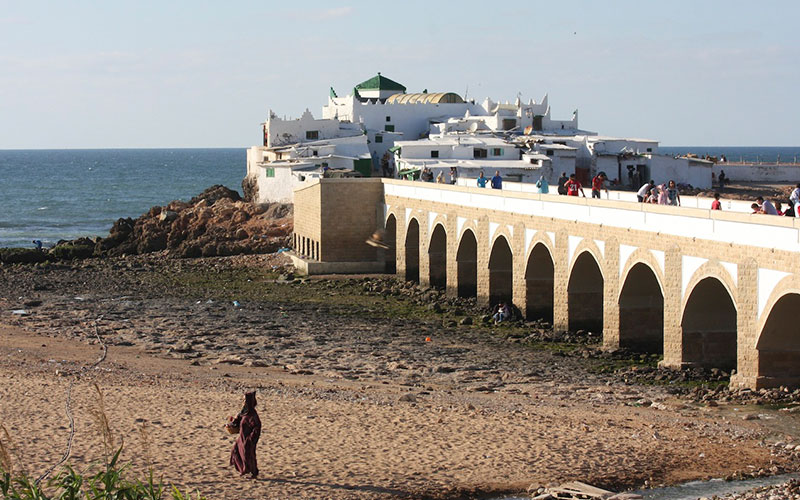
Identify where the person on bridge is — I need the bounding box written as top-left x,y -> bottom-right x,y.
756,196 -> 778,215
637,179 -> 654,202
565,174 -> 585,197
666,180 -> 681,206
591,172 -> 608,199
790,183 -> 800,218
711,192 -> 722,210
557,172 -> 569,195
536,175 -> 549,194
490,170 -> 503,189
477,170 -> 488,188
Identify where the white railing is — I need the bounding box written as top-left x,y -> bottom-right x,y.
383,179 -> 800,252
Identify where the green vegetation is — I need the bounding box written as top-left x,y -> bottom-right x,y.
0,448 -> 205,500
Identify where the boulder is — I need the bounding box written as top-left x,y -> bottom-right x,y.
0,248 -> 49,264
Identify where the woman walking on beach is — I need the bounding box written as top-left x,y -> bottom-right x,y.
229,391 -> 261,478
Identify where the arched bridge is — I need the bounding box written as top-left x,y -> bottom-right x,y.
292,178 -> 800,390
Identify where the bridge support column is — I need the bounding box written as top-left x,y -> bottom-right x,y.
395,208 -> 408,281
660,247 -> 683,368
476,217 -> 491,306
511,222 -> 526,316
602,238 -> 621,350
552,230 -> 570,332
731,259 -> 759,388
445,212 -> 459,297
418,214 -> 431,288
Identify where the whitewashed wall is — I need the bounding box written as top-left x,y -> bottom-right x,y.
711,163 -> 800,182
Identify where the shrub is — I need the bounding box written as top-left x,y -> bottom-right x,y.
0,448 -> 206,500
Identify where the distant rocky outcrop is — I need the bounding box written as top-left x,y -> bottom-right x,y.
0,185 -> 293,263
96,185 -> 292,258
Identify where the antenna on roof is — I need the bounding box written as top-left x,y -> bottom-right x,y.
464,84 -> 469,100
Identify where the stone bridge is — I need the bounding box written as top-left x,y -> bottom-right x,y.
292,178 -> 800,389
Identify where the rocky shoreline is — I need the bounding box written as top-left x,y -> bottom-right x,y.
0,185 -> 292,263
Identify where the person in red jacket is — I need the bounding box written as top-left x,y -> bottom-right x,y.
565,174 -> 586,197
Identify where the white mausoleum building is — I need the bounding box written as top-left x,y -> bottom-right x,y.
244,74 -> 712,203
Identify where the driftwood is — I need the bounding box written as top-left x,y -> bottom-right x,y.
532,480 -> 644,499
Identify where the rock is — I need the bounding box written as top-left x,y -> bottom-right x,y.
459,317 -> 473,325
0,248 -> 49,264
743,413 -> 760,420
398,393 -> 417,403
159,210 -> 178,222
608,494 -> 643,500
214,356 -> 244,365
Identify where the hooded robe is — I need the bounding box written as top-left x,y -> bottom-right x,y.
230,391 -> 261,477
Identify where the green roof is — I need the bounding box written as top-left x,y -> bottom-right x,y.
354,73 -> 406,92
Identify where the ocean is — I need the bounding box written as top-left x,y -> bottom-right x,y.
2,146 -> 800,249
0,148 -> 244,248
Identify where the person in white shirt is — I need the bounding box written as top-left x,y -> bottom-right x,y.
790,183 -> 800,218
757,196 -> 778,215
637,180 -> 654,202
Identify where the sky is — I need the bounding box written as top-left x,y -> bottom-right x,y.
1,0 -> 798,149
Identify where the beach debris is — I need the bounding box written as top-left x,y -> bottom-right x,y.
529,480 -> 631,499
232,300 -> 241,307
11,309 -> 29,316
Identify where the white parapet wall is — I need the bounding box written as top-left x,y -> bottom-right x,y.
452,178 -> 760,213
385,180 -> 800,253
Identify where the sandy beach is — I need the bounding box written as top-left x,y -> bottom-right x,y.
1,254 -> 798,499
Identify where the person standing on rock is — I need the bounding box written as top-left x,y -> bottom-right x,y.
229,391 -> 261,479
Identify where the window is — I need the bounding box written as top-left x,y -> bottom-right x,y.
306,130 -> 319,140
502,118 -> 516,131
430,150 -> 439,158
646,147 -> 652,152
375,135 -> 383,143
546,149 -> 554,156
265,167 -> 275,178
312,150 -> 318,156
384,124 -> 395,132
491,148 -> 503,156
474,148 -> 487,159
385,116 -> 391,122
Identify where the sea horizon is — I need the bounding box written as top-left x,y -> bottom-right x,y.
3,146 -> 800,249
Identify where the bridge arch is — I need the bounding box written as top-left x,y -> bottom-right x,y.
755,276 -> 800,387
681,263 -> 738,370
618,257 -> 664,353
489,234 -> 513,305
456,228 -> 478,298
524,239 -> 555,322
428,223 -> 447,289
384,213 -> 397,274
405,217 -> 420,283
568,249 -> 604,333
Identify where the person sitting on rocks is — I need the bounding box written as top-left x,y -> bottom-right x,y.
492,302 -> 511,324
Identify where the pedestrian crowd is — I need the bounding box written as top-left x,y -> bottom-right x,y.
400,167 -> 800,218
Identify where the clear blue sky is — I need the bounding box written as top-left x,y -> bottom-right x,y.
1,0 -> 797,148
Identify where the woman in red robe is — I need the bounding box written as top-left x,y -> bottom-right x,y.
230,391 -> 261,478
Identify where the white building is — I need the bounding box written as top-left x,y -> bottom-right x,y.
245,73 -> 711,202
